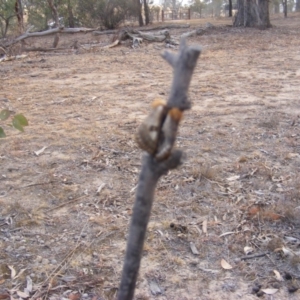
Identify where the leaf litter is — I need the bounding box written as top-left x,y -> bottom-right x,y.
1,14 -> 300,299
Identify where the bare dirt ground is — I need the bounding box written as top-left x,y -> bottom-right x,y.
1,13 -> 300,300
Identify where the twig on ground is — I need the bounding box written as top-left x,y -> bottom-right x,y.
240,252 -> 270,261
21,180 -> 58,188
45,195 -> 88,212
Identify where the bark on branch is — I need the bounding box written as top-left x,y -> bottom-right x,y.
82,25 -> 191,37
139,24 -> 190,31
117,39 -> 201,300
1,27 -> 96,48
163,39 -> 202,110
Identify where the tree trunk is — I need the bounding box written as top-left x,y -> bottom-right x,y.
67,0 -> 75,28
15,0 -> 24,34
47,0 -> 59,26
143,0 -> 150,25
172,0 -> 176,10
229,0 -> 233,17
283,0 -> 287,17
233,0 -> 245,27
47,0 -> 60,48
245,0 -> 259,27
234,0 -> 271,28
4,19 -> 10,37
274,2 -> 279,13
258,0 -> 271,28
136,0 -> 144,26
296,0 -> 300,12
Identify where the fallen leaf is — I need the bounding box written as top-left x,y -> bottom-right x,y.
130,185 -> 137,193
190,242 -> 200,255
16,290 -> 29,298
198,266 -> 220,274
14,268 -> 27,279
276,246 -> 294,257
285,153 -> 299,159
262,211 -> 281,221
202,219 -> 207,234
183,176 -> 195,183
227,175 -> 240,181
219,231 -> 235,238
25,276 -> 33,293
7,265 -> 16,279
221,258 -> 233,270
0,294 -> 9,300
261,288 -> 278,295
149,281 -> 162,295
68,293 -> 80,300
271,175 -> 283,182
96,182 -> 106,195
244,246 -> 254,255
248,205 -> 261,216
273,270 -> 284,282
34,146 -> 47,156
191,225 -> 202,235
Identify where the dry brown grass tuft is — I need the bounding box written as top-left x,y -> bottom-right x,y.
191,164 -> 220,181
258,114 -> 280,129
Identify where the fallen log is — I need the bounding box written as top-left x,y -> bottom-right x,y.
91,24 -> 190,36
92,29 -> 117,36
181,28 -> 205,38
136,30 -> 170,42
138,24 -> 190,31
118,28 -> 172,46
1,27 -> 97,48
0,54 -> 28,63
23,47 -> 69,52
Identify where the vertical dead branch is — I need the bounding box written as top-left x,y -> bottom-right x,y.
117,39 -> 201,300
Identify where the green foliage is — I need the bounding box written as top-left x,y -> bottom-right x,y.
0,110 -> 29,137
0,0 -> 17,37
77,0 -> 131,29
25,0 -> 77,31
100,0 -> 130,29
162,0 -> 183,10
189,0 -> 206,14
25,0 -> 53,31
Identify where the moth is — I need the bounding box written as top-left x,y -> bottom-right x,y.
135,99 -> 182,161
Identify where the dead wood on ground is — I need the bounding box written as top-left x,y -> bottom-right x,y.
0,27 -> 96,48
138,24 -> 190,31
181,27 -> 206,38
92,24 -> 190,36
